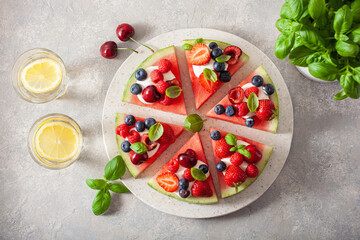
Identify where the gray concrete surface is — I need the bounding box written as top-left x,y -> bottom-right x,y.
1,0 -> 359,239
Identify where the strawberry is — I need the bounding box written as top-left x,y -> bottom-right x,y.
191,180 -> 213,197
199,71 -> 221,93
115,124 -> 129,138
159,94 -> 173,105
150,69 -> 163,83
188,43 -> 211,65
156,172 -> 179,192
223,46 -> 242,65
224,165 -> 246,186
183,168 -> 195,182
255,99 -> 276,121
230,152 -> 243,166
167,159 -> 179,173
246,164 -> 259,178
158,59 -> 172,73
244,145 -> 262,164
236,102 -> 249,117
214,138 -> 232,158
127,130 -> 140,144
158,123 -> 175,144
155,80 -> 170,94
245,87 -> 259,98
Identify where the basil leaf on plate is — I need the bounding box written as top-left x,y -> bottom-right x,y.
194,38 -> 203,44
203,68 -> 218,82
215,55 -> 231,63
104,155 -> 126,181
166,86 -> 182,99
130,142 -> 148,154
247,92 -> 259,112
191,168 -> 207,181
225,133 -> 237,146
238,148 -> 251,159
182,43 -> 193,50
148,123 -> 164,141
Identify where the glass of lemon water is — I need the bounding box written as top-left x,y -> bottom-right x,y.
28,114 -> 83,169
11,48 -> 67,103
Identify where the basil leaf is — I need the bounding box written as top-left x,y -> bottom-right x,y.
289,46 -> 316,67
352,67 -> 360,84
194,38 -> 203,44
334,89 -> 348,100
104,155 -> 126,181
349,26 -> 360,44
165,86 -> 182,99
275,32 -> 295,60
247,92 -> 259,112
297,28 -> 325,50
344,82 -> 360,99
308,0 -> 326,20
148,123 -> 164,141
182,43 -> 193,50
184,114 -> 205,133
225,133 -> 237,146
86,179 -> 108,190
308,62 -> 338,81
203,68 -> 218,82
280,2 -> 293,19
237,145 -> 246,149
191,168 -> 207,181
340,73 -> 354,92
130,142 -> 148,154
333,5 -> 353,34
238,149 -> 251,159
215,55 -> 231,63
335,40 -> 360,58
230,147 -> 237,152
351,0 -> 360,22
275,19 -> 293,34
287,0 -> 304,20
108,183 -> 129,193
92,189 -> 111,216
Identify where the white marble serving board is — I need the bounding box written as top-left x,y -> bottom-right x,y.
102,28 -> 293,218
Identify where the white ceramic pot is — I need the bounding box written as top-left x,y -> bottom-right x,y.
296,66 -> 335,83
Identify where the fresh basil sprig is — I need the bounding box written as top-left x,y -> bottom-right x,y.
184,114 -> 206,133
225,133 -> 251,159
148,123 -> 164,141
86,155 -> 129,215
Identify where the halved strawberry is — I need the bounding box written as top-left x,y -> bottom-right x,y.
156,172 -> 179,192
255,99 -> 276,121
199,71 -> 221,93
189,43 -> 211,65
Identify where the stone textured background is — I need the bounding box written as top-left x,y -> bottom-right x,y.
0,0 -> 359,239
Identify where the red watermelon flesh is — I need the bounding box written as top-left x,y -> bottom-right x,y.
115,113 -> 184,178
183,39 -> 249,109
148,133 -> 218,204
122,46 -> 187,115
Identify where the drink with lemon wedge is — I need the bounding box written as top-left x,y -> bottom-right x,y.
28,114 -> 83,169
11,48 -> 67,103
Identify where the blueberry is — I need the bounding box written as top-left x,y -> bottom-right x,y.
135,120 -> 145,132
216,161 -> 227,172
121,141 -> 131,152
262,83 -> 275,95
199,164 -> 208,174
124,115 -> 136,126
179,178 -> 189,190
211,48 -> 222,59
219,71 -> 231,82
225,105 -> 236,117
213,61 -> 225,72
130,83 -> 142,95
179,189 -> 190,198
209,42 -> 218,49
144,118 -> 156,129
251,75 -> 264,87
135,68 -> 147,81
210,130 -> 221,140
245,117 -> 255,128
214,104 -> 225,115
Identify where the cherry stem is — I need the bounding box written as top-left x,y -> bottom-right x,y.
117,47 -> 138,54
129,37 -> 154,53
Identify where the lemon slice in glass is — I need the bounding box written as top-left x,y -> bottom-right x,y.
21,58 -> 62,93
35,121 -> 79,161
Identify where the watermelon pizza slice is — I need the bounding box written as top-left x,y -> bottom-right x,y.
209,127 -> 273,198
115,113 -> 184,178
182,39 -> 249,109
148,133 -> 218,204
206,66 -> 279,133
122,46 -> 187,115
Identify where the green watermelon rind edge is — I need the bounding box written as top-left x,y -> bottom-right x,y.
221,145 -> 273,199
147,179 -> 219,204
122,46 -> 176,102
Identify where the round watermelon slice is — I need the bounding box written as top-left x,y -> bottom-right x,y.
122,46 -> 187,115
115,113 -> 184,178
183,39 -> 249,109
209,127 -> 273,199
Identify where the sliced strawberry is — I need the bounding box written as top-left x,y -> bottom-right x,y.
199,71 -> 221,93
156,172 -> 179,192
189,43 -> 211,65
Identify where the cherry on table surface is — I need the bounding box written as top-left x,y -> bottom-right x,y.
116,23 -> 154,53
100,41 -> 138,59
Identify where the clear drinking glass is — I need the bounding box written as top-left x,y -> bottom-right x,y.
11,48 -> 68,103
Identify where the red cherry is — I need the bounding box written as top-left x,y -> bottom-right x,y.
100,41 -> 118,59
130,151 -> 148,165
140,134 -> 158,151
142,85 -> 161,103
228,87 -> 245,105
184,149 -> 197,160
116,23 -> 135,41
178,153 -> 197,168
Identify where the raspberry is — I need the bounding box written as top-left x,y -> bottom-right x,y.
115,124 -> 129,138
230,152 -> 243,166
183,168 -> 195,182
236,102 -> 249,117
246,164 -> 259,178
127,130 -> 140,143
224,165 -> 246,186
150,69 -> 163,83
156,80 -> 170,94
245,87 -> 259,98
214,138 -> 232,158
158,59 -> 172,73
167,159 -> 179,173
159,94 -> 173,105
191,181 -> 213,197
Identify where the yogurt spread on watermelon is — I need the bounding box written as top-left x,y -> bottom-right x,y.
126,127 -> 160,158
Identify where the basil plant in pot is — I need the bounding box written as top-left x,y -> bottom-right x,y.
274,0 -> 360,100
